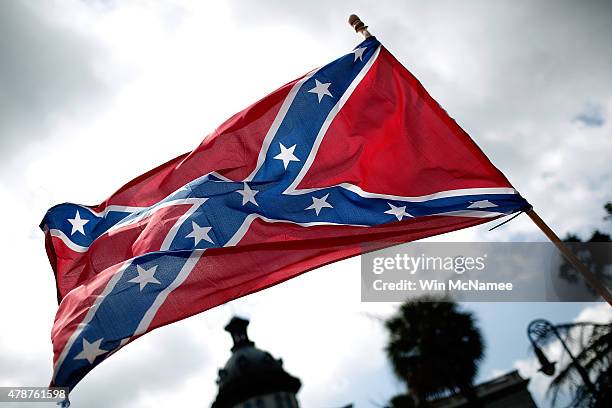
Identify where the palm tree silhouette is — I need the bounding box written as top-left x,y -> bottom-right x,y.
385,297 -> 485,407
561,202 -> 612,294
540,321 -> 612,407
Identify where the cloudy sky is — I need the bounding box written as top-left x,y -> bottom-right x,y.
1,0 -> 611,407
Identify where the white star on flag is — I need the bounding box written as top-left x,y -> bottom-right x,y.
308,79 -> 333,102
384,203 -> 412,221
274,143 -> 300,170
74,338 -> 107,364
352,46 -> 367,61
186,221 -> 214,245
67,210 -> 90,236
128,265 -> 161,291
306,193 -> 333,216
467,200 -> 498,209
236,182 -> 259,206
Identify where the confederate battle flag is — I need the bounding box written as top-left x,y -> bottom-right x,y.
41,36 -> 530,392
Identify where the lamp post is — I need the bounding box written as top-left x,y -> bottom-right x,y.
527,319 -> 598,396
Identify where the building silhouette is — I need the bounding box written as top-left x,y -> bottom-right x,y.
212,317 -> 302,408
430,370 -> 538,408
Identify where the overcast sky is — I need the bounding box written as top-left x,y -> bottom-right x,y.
1,1 -> 611,407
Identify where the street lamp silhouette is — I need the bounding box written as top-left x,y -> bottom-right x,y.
526,319 -> 597,395
532,343 -> 556,376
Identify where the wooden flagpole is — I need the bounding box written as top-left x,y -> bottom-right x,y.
526,209 -> 612,305
347,14 -> 611,305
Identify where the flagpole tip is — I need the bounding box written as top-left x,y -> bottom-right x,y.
348,14 -> 372,38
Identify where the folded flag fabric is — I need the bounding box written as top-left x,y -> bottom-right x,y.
41,36 -> 530,391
